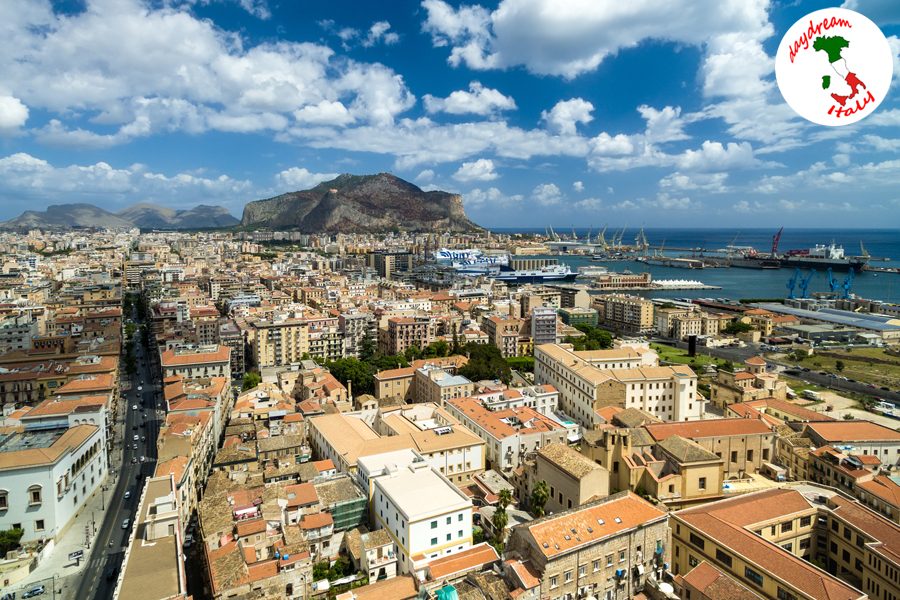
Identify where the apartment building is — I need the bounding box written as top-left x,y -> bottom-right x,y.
644,418 -> 775,479
217,319 -> 245,376
506,491 -> 669,600
367,250 -> 414,280
520,288 -> 562,314
482,314 -> 525,358
809,445 -> 900,524
534,343 -> 702,429
531,306 -> 558,345
445,397 -> 568,471
155,412 -> 216,534
380,316 -> 435,356
671,485 -> 899,600
0,424 -> 107,544
515,443 -> 610,514
0,314 -> 38,354
339,311 -> 374,358
373,356 -> 467,402
412,365 -> 474,405
371,461 -> 472,577
161,344 -> 231,380
558,307 -> 599,328
113,474 -> 187,600
592,294 -> 654,334
248,316 -> 309,368
308,404 -> 485,485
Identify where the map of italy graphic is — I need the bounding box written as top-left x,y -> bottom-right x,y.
813,35 -> 866,106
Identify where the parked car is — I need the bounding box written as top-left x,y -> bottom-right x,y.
133,434 -> 139,441
22,586 -> 45,598
124,490 -> 131,500
132,404 -> 137,410
140,456 -> 146,463
122,519 -> 130,529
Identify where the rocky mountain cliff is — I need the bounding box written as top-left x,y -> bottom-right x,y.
1,202 -> 239,230
241,173 -> 482,233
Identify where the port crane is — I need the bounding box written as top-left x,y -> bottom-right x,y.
571,226 -> 578,241
786,268 -> 801,299
798,269 -> 816,298
771,226 -> 784,256
596,225 -> 608,249
826,267 -> 840,294
841,268 -> 854,299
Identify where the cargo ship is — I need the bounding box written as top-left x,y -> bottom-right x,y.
434,248 -> 576,283
778,243 -> 868,271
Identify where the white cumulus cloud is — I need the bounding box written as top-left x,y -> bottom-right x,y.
541,99 -> 594,135
424,81 -> 516,116
532,182 -> 563,206
0,95 -> 28,134
276,167 -> 339,190
453,158 -> 498,182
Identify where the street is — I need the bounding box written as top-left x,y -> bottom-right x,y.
73,301 -> 163,600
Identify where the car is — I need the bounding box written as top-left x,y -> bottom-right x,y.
137,386 -> 142,392
133,434 -> 139,441
22,586 -> 45,598
141,436 -> 146,441
132,443 -> 138,450
122,519 -> 130,529
183,533 -> 194,547
124,490 -> 131,500
132,404 -> 137,410
140,456 -> 146,463
142,413 -> 146,419
131,457 -> 137,463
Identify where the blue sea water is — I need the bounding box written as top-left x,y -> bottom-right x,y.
488,228 -> 900,303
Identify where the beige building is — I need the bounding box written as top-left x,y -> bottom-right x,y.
380,316 -> 435,356
247,316 -> 309,368
373,356 -> 468,402
412,365 -> 474,405
672,485 -> 899,600
534,343 -> 703,429
482,314 -> 525,358
506,491 -> 669,600
709,356 -> 787,410
308,404 -> 485,485
515,443 -> 609,514
160,344 -> 231,380
592,294 -> 654,333
644,418 -> 775,479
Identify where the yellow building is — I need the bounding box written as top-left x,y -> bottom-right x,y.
248,316 -> 309,368
592,294 -> 655,334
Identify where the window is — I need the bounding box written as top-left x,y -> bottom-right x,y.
578,565 -> 586,577
782,542 -> 792,552
668,484 -> 675,493
35,519 -> 44,531
777,588 -> 797,600
831,519 -> 839,532
830,541 -> 837,554
431,520 -> 438,529
431,537 -> 438,546
28,485 -> 42,505
763,449 -> 770,461
689,555 -> 699,568
781,521 -> 793,532
800,516 -> 811,527
606,554 -> 613,567
842,549 -> 850,563
731,451 -> 738,463
447,517 -> 452,525
550,575 -> 558,589
0,490 -> 7,510
458,530 -> 463,538
619,550 -> 626,563
698,477 -> 707,491
855,558 -> 863,571
715,549 -> 732,567
593,560 -> 600,572
800,538 -> 810,550
446,534 -> 451,541
564,571 -> 573,583
689,533 -> 705,550
458,514 -> 463,521
747,449 -> 754,462
744,566 -> 763,586
843,527 -> 852,541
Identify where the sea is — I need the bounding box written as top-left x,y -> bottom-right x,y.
488,228 -> 900,303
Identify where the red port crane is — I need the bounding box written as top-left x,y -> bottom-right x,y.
771,226 -> 783,256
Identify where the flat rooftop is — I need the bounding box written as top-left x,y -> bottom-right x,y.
0,428 -> 66,452
374,464 -> 470,521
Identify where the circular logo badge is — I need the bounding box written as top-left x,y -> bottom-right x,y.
775,8 -> 893,126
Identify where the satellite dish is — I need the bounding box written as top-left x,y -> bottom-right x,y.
659,582 -> 675,594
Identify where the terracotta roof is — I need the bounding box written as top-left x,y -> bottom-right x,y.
744,356 -> 766,366
804,420 -> 900,442
645,418 -> 772,441
300,512 -> 333,530
505,559 -> 540,590
161,345 -> 230,366
0,424 -> 98,470
526,492 -> 666,558
857,475 -> 900,507
426,542 -> 499,580
313,459 -> 335,472
679,560 -> 763,599
235,518 -> 266,537
23,395 -> 107,417
335,575 -> 417,600
536,443 -> 603,479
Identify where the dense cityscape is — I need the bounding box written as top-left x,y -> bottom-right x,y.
0,224 -> 896,600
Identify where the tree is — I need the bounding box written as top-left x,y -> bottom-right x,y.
836,360 -> 845,372
0,528 -> 24,555
241,372 -> 261,391
459,342 -> 511,383
326,358 -> 376,396
567,324 -> 614,351
451,322 -> 461,354
498,488 -> 512,511
423,340 -> 449,358
723,320 -> 753,335
530,480 -> 550,518
359,330 -> 376,362
491,504 -> 508,543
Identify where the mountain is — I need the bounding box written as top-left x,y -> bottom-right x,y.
0,203 -> 133,230
0,203 -> 239,230
241,173 -> 482,233
116,203 -> 239,229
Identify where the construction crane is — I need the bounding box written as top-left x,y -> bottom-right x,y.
826,267 -> 840,293
786,268 -> 801,299
771,226 -> 784,256
548,225 -> 560,241
798,269 -> 816,298
859,241 -> 870,258
841,268 -> 855,299
597,225 -> 608,249
586,226 -> 592,243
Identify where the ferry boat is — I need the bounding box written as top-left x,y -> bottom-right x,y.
779,242 -> 868,272
434,248 -> 576,283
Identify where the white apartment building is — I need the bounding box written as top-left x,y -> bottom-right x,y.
534,343 -> 703,429
371,461 -> 472,578
0,424 -> 107,543
445,397 -> 568,471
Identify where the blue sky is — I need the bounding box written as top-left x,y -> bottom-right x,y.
1,0 -> 899,227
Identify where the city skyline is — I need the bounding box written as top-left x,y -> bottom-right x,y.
1,0 -> 900,227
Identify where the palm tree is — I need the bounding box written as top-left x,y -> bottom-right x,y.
530,480 -> 550,517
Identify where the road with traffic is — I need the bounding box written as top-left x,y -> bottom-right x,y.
73,303 -> 162,600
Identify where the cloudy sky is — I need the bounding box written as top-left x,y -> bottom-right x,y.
1,0 -> 899,227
